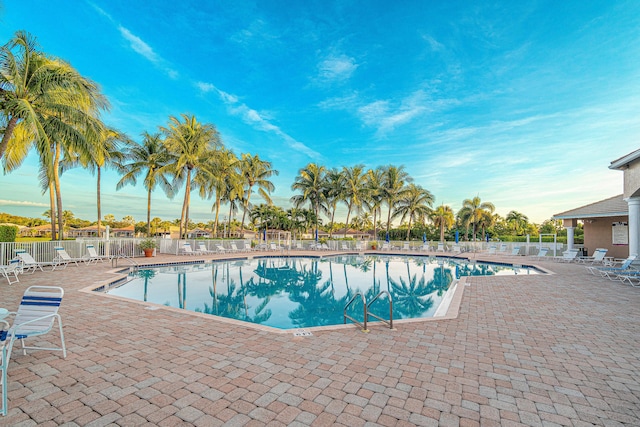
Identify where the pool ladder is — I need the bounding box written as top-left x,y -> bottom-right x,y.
343,290 -> 394,333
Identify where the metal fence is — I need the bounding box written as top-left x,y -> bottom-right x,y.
0,238 -> 569,265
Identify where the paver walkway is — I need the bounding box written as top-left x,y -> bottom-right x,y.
1,252 -> 639,426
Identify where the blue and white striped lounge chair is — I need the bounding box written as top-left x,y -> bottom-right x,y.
180,242 -> 201,255
553,249 -> 579,263
1,286 -> 66,416
586,254 -> 637,278
531,247 -> 549,260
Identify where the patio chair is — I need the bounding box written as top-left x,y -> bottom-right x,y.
530,247 -> 549,260
85,244 -> 110,263
575,248 -> 608,264
1,286 -> 66,416
553,248 -> 579,263
180,242 -> 200,255
230,243 -> 241,252
341,242 -> 350,251
402,242 -> 410,251
497,243 -> 508,254
381,242 -> 391,251
509,246 -> 521,256
614,271 -> 640,287
487,245 -> 497,255
196,243 -> 216,254
214,244 -> 228,254
451,244 -> 461,254
0,259 -> 21,285
587,254 -> 637,278
52,247 -> 87,270
436,243 -> 445,252
14,250 -> 49,274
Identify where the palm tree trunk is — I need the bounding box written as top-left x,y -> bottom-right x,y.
97,167 -> 102,238
49,182 -> 57,240
146,187 -> 152,237
0,116 -> 18,160
53,143 -> 64,240
345,205 -> 352,238
240,186 -> 253,232
213,196 -> 221,237
386,203 -> 393,235
406,217 -> 412,240
179,170 -> 191,239
440,223 -> 445,243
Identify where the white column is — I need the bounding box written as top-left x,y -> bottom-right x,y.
626,197 -> 640,256
566,227 -> 575,251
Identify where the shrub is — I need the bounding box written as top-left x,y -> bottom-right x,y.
0,225 -> 18,242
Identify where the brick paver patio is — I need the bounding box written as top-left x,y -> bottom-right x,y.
1,251 -> 639,426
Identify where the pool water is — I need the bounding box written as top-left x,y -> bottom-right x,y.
106,255 -> 539,329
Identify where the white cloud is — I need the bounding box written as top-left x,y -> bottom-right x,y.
118,26 -> 160,63
0,199 -> 49,207
318,54 -> 358,82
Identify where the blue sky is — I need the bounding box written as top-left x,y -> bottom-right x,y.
1,0 -> 639,225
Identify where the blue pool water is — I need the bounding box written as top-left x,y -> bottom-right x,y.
105,255 -> 539,329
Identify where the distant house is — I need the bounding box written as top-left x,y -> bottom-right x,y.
19,224 -> 51,237
186,228 -> 211,239
332,228 -> 371,240
553,148 -> 640,259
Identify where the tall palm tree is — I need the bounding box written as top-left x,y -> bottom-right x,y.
291,163 -> 327,241
116,132 -> 174,237
477,210 -> 496,240
431,205 -> 454,243
381,165 -> 413,237
323,168 -> 344,238
393,184 -> 434,240
238,153 -> 278,232
72,127 -> 129,237
364,167 -> 385,241
204,148 -> 238,236
460,196 -> 495,241
161,114 -> 220,239
1,31 -> 108,239
341,164 -> 368,237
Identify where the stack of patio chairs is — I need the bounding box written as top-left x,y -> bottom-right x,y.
575,248 -> 608,264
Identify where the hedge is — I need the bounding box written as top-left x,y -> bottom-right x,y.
0,225 -> 18,242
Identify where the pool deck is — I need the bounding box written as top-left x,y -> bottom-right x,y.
1,250 -> 639,426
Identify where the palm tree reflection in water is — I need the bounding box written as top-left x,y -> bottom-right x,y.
123,256 -> 526,329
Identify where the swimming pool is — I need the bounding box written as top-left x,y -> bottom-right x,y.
105,255 -> 539,330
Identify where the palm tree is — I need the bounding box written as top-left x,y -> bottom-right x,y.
381,165 -> 413,238
73,127 -> 129,237
161,114 -> 220,239
506,210 -> 529,236
393,184 -> 434,240
341,164 -> 368,237
364,167 -> 385,241
431,205 -> 454,243
477,210 -> 495,240
238,153 -> 278,232
1,31 -> 108,239
460,196 -> 495,241
291,163 -> 327,241
116,132 -> 174,236
323,168 -> 344,238
204,148 -> 238,236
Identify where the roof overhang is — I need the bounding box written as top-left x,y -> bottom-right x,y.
609,148 -> 640,170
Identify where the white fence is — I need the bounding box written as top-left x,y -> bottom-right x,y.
0,238 -> 569,265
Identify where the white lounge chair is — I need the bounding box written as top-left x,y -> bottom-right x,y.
614,270 -> 640,286
487,245 -> 497,255
436,243 -> 445,252
1,286 -> 66,416
14,250 -> 49,273
180,242 -> 201,255
451,244 -> 461,254
214,244 -> 228,254
85,244 -> 110,263
381,242 -> 391,251
0,259 -> 21,285
230,243 -> 241,252
553,249 -> 579,263
197,243 -> 216,254
52,247 -> 87,270
531,247 -> 549,260
575,248 -> 608,264
341,242 -> 350,251
497,243 -> 508,254
509,246 -> 521,256
401,242 -> 410,251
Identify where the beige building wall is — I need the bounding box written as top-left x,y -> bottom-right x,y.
623,161 -> 640,198
583,215 -> 628,259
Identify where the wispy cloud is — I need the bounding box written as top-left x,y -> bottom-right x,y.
88,2 -> 178,79
196,82 -> 323,160
0,199 -> 49,207
317,53 -> 358,83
